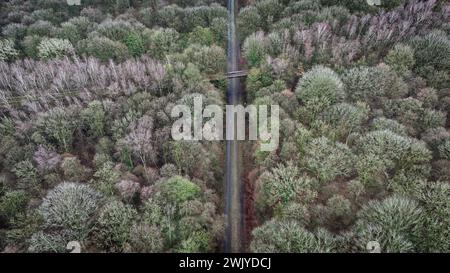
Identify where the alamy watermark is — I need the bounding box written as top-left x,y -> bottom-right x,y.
171,95 -> 280,152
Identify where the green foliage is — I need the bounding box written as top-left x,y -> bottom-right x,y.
13,160 -> 39,191
0,190 -> 28,223
188,26 -> 215,46
295,66 -> 345,115
61,157 -> 89,182
416,87 -> 438,109
77,36 -> 130,62
254,0 -> 283,29
28,230 -> 70,253
160,176 -> 201,205
326,194 -> 352,219
96,200 -> 137,251
385,44 -> 415,77
58,16 -> 93,44
243,32 -> 267,67
259,163 -> 317,210
177,230 -> 211,253
143,28 -> 180,59
38,38 -> 74,59
95,19 -> 142,41
343,64 -> 407,104
354,196 -> 424,252
181,44 -> 226,75
81,101 -> 106,138
238,6 -> 263,41
123,32 -> 145,57
36,107 -> 78,152
22,35 -> 42,58
371,117 -> 407,136
92,162 -> 120,197
347,180 -> 365,200
2,23 -> 27,41
357,130 -> 432,171
246,67 -> 273,101
251,219 -> 337,253
415,182 -> 450,252
27,20 -> 56,37
411,31 -> 450,71
40,182 -> 101,239
0,39 -> 19,62
277,202 -> 310,226
319,102 -> 369,141
438,141 -> 450,160
304,137 -> 355,183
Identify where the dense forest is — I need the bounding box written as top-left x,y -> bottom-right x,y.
0,0 -> 449,253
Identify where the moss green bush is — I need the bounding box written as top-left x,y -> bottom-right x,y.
96,200 -> 137,251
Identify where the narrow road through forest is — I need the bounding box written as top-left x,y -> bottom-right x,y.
224,0 -> 243,253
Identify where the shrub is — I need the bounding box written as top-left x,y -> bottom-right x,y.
416,88 -> 438,108
259,162 -> 317,210
80,7 -> 106,23
438,141 -> 450,160
154,5 -> 185,31
182,44 -> 226,75
61,157 -> 89,182
27,20 -> 56,37
320,102 -> 369,141
304,137 -> 355,183
129,223 -> 164,253
159,176 -> 201,205
0,39 -> 19,62
13,160 -> 39,191
295,66 -> 345,114
37,38 -> 75,60
123,32 -> 145,57
22,35 -> 42,59
2,23 -> 27,41
188,26 -> 214,46
415,182 -> 450,252
58,17 -> 93,43
95,19 -> 142,41
371,117 -> 407,136
81,101 -> 106,138
254,0 -> 283,28
92,162 -> 120,197
277,202 -> 310,226
411,31 -> 450,71
142,28 -> 180,59
40,182 -> 101,239
347,180 -> 365,200
28,230 -> 73,253
0,190 -> 28,223
96,200 -> 137,251
77,36 -> 130,62
326,194 -> 352,219
343,64 -> 407,104
36,107 -> 78,152
420,109 -> 446,132
243,32 -> 267,67
383,98 -> 423,134
354,195 -> 424,252
237,6 -> 263,41
251,219 -> 336,253
357,130 -> 432,169
385,44 -> 415,77
210,17 -> 227,46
